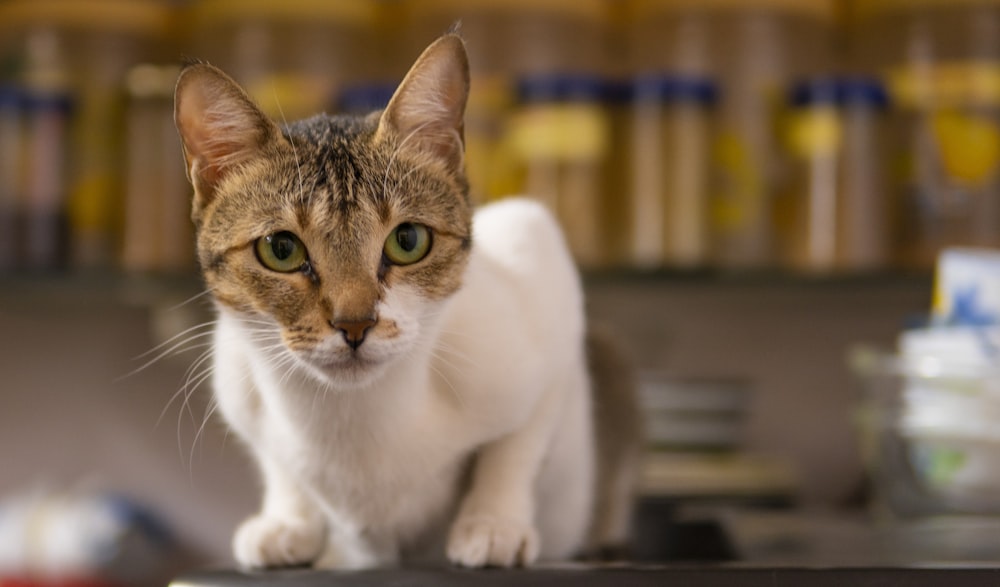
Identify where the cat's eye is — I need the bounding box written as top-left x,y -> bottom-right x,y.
384,223 -> 431,266
256,231 -> 308,273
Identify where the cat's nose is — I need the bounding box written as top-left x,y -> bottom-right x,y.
332,317 -> 376,350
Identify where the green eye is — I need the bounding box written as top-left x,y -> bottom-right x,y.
384,223 -> 431,265
256,231 -> 308,272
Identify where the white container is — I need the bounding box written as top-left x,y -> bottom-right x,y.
854,338 -> 1000,518
932,247 -> 1000,326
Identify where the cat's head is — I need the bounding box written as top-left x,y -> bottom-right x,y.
174,34 -> 472,388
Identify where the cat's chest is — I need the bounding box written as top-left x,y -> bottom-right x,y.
255,382 -> 449,467
248,369 -> 466,514
212,318 -> 470,527
289,407 -> 464,533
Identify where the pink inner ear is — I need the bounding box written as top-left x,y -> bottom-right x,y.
380,35 -> 469,169
188,115 -> 254,181
176,70 -> 270,186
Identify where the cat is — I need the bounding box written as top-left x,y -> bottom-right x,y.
173,32 -> 640,569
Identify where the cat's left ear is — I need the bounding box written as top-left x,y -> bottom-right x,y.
377,33 -> 469,174
174,62 -> 287,213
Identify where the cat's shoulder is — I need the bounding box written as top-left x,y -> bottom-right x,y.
447,197 -> 584,376
471,198 -> 567,262
465,197 -> 582,310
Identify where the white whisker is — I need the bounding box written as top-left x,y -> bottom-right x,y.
156,347 -> 214,429
272,85 -> 309,207
427,358 -> 464,410
165,287 -> 216,312
381,118 -> 439,200
190,399 -> 220,476
430,340 -> 474,366
119,323 -> 218,382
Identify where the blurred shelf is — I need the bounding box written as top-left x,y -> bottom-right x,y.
583,268 -> 933,292
0,270 -> 205,310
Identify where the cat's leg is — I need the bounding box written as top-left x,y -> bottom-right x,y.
533,364 -> 595,560
446,375 -> 574,568
233,457 -> 327,568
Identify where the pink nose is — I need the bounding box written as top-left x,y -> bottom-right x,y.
332,318 -> 376,350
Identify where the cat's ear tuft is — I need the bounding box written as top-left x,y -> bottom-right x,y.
174,63 -> 284,208
377,34 -> 469,173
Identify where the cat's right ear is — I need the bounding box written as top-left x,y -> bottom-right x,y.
376,34 -> 469,175
174,63 -> 285,212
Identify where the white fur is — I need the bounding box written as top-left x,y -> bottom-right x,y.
211,198 -> 594,569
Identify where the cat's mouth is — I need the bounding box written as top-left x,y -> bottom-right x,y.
316,352 -> 376,370
303,348 -> 389,388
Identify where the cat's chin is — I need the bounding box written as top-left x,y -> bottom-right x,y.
301,354 -> 392,390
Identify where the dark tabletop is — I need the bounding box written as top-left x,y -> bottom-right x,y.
170,564 -> 1000,587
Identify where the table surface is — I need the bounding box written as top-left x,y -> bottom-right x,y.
170,511 -> 1000,585
170,565 -> 1000,587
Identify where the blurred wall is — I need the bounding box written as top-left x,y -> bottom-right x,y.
0,276 -> 929,564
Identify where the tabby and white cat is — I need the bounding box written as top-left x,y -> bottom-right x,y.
173,33 -> 639,569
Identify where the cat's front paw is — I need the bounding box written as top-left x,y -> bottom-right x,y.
233,515 -> 325,569
446,513 -> 540,568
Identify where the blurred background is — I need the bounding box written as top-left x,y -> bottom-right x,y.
4,0 -> 1000,584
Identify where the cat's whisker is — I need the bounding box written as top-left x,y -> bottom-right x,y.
231,326 -> 280,336
391,137 -> 445,190
281,365 -> 304,399
397,119 -> 438,154
177,366 -> 216,466
158,382 -> 195,432
426,359 -> 464,410
161,344 -> 217,462
142,336 -> 214,384
261,351 -> 293,369
430,326 -> 480,343
396,339 -> 466,410
318,375 -> 341,401
381,118 -> 439,199
156,347 -> 215,429
308,375 -> 334,421
115,321 -> 215,381
165,287 -> 216,312
227,315 -> 281,332
381,142 -> 404,199
251,337 -> 283,347
276,355 -> 305,389
256,344 -> 288,359
178,370 -> 214,430
177,361 -> 215,438
234,316 -> 279,326
431,339 -> 475,362
244,340 -> 300,386
241,336 -> 285,352
426,347 -> 471,378
210,371 -> 255,461
181,348 -> 216,395
429,351 -> 475,381
190,398 -> 220,477
429,357 -> 474,385
272,86 -> 309,208
233,327 -> 283,339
